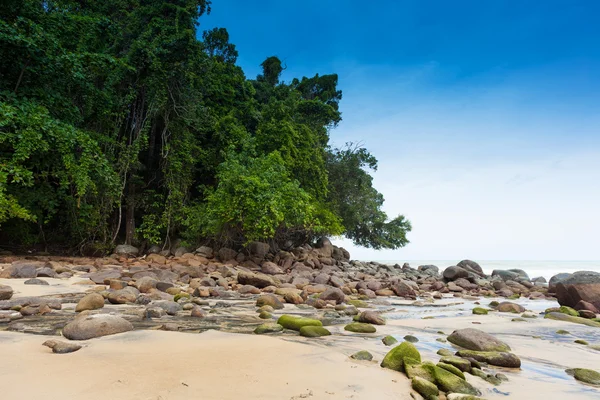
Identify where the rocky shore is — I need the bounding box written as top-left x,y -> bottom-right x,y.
1,240 -> 599,399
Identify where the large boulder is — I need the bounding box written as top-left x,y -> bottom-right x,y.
456,260 -> 485,277
491,269 -> 520,282
447,328 -> 511,352
237,270 -> 276,288
380,341 -> 421,372
418,265 -> 439,276
443,266 -> 469,281
555,271 -> 600,311
62,314 -> 134,340
392,280 -> 417,298
0,261 -> 41,279
549,273 -> 572,292
0,285 -> 13,300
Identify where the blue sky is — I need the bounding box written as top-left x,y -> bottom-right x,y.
202,1 -> 600,260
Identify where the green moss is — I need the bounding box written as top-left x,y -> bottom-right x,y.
566,368 -> 600,385
437,349 -> 454,357
423,364 -> 480,396
344,322 -> 376,333
544,312 -> 600,327
488,301 -> 499,307
350,350 -> 373,361
380,341 -> 422,372
347,299 -> 369,308
574,339 -> 589,345
253,323 -> 284,334
405,362 -> 436,382
411,376 -> 439,398
299,326 -> 331,337
456,350 -> 521,368
258,310 -> 272,319
382,335 -> 398,346
508,294 -> 520,300
277,314 -> 322,331
556,329 -> 570,335
437,362 -> 466,380
471,368 -> 501,385
559,306 -> 580,317
439,356 -> 471,372
472,307 -> 488,315
173,292 -> 190,302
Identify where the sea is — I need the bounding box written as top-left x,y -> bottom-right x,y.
376,260 -> 600,281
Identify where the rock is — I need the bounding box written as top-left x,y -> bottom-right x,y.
447,328 -> 511,352
579,310 -> 597,319
42,340 -> 82,354
496,301 -> 525,313
299,326 -> 331,337
556,271 -> 600,311
136,276 -> 158,293
108,289 -> 137,304
87,270 -> 122,284
404,335 -> 419,343
258,310 -> 272,319
492,269 -> 520,282
437,349 -> 454,357
381,341 -> 421,372
62,314 -> 134,340
144,306 -> 166,319
418,265 -> 439,276
261,261 -> 283,275
426,364 -> 481,396
23,278 -> 49,285
254,323 -> 284,334
256,294 -> 284,310
237,270 -> 276,288
151,300 -> 182,316
439,356 -> 471,372
437,362 -> 466,380
283,292 -> 304,304
472,307 -> 488,315
0,285 -> 13,300
358,311 -> 386,325
248,241 -> 270,258
190,306 -> 205,318
195,246 -> 214,258
544,312 -> 600,327
574,300 -> 599,313
549,272 -> 572,292
344,322 -> 376,333
277,315 -> 322,331
566,368 -> 600,385
382,335 -> 398,346
217,247 -> 237,262
456,350 -> 521,368
75,293 -> 105,312
558,305 -> 579,316
412,376 -> 439,398
350,350 -> 373,361
443,266 -> 469,281
456,259 -> 485,275
114,244 -> 139,256
173,246 -> 189,257
392,280 -> 417,298
0,261 -> 40,278
319,287 -> 345,304
446,395 -> 486,400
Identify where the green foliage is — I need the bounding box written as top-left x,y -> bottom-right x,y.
0,0 -> 409,252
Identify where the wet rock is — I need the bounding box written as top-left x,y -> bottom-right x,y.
63,313 -> 134,340
437,362 -> 466,380
0,285 -> 13,300
381,341 -> 421,372
358,310 -> 386,325
254,322 -> 283,334
412,376 -> 439,398
43,340 -> 82,354
36,267 -> 56,278
382,335 -> 398,346
404,335 -> 419,343
566,368 -> 600,385
549,272 -> 572,292
277,315 -> 322,331
574,300 -> 599,314
283,292 -> 304,304
440,356 -> 471,372
456,350 -> 521,368
237,270 -> 276,288
344,322 -> 376,333
75,293 -> 105,312
392,280 -> 417,298
136,276 -> 158,293
299,325 -> 331,337
87,270 -> 122,285
447,328 -> 511,352
256,294 -> 284,309
579,310 -> 596,319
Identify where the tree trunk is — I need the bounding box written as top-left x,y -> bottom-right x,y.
125,181 -> 135,245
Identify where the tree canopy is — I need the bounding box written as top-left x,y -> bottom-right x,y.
0,0 -> 411,253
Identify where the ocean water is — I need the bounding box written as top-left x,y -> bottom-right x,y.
376,260 -> 600,281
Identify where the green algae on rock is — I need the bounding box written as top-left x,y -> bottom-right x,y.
439,356 -> 471,372
437,348 -> 454,357
472,307 -> 488,315
381,341 -> 422,372
470,368 -> 501,385
574,339 -> 589,345
545,312 -> 600,327
556,329 -> 570,335
411,376 -> 439,398
277,315 -> 322,331
558,306 -> 580,317
299,326 -> 331,337
437,362 -> 466,380
406,362 -> 436,382
350,350 -> 373,361
404,334 -> 419,343
253,323 -> 284,334
566,368 -> 600,385
424,364 -> 481,396
382,335 -> 398,346
456,350 -> 521,368
344,322 -> 376,333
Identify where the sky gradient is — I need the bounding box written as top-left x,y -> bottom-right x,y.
201,1 -> 600,260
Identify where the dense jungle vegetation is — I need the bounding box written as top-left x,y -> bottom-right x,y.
0,0 -> 411,254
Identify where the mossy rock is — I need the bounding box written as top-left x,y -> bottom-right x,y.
437,348 -> 454,357
423,364 -> 481,396
411,376 -> 439,398
437,362 -> 466,380
258,310 -> 272,319
559,306 -> 580,317
299,326 -> 331,338
439,356 -> 471,372
470,368 -> 501,385
508,294 -> 520,300
382,335 -> 398,346
344,322 -> 376,333
436,337 -> 447,343
381,341 -> 422,372
277,314 -> 322,331
544,312 -> 600,327
446,395 -> 486,400
575,339 -> 589,345
456,350 -> 521,368
257,305 -> 274,313
253,323 -> 284,334
347,299 -> 369,308
511,317 -> 526,322
256,294 -> 284,310
406,362 -> 436,382
488,301 -> 499,307
404,334 -> 419,343
173,292 -> 190,302
422,316 -> 435,320
472,307 -> 488,315
556,329 -> 570,335
566,368 -> 600,385
350,350 -> 373,361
